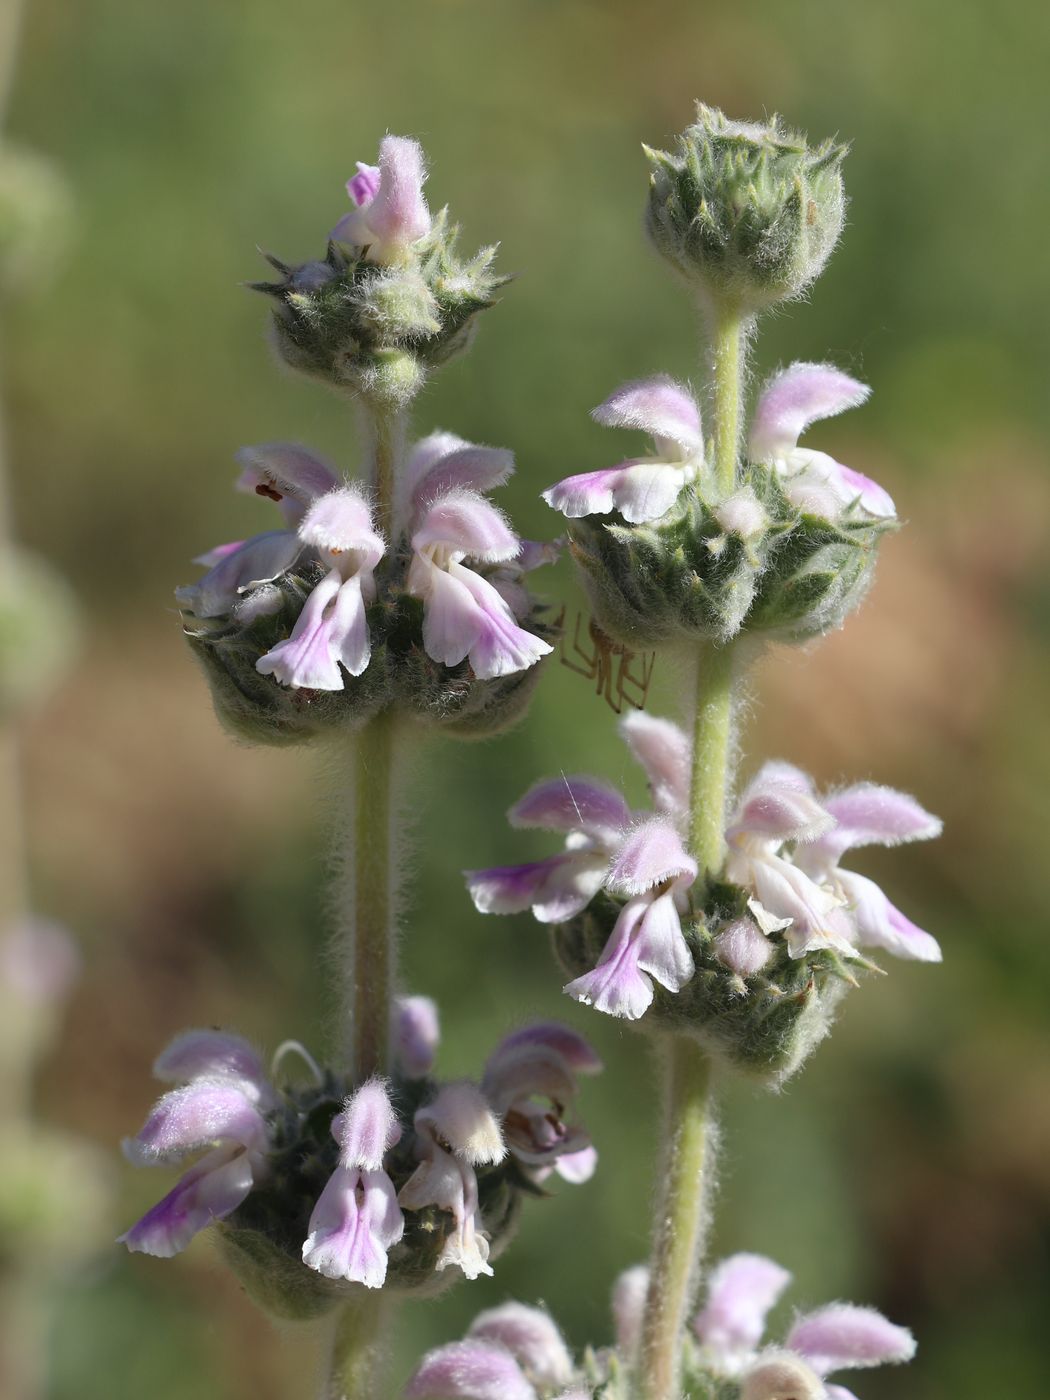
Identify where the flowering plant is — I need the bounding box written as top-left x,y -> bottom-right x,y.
111,111 -> 942,1399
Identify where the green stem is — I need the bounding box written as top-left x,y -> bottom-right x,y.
319,1296 -> 389,1400
346,711 -> 396,1081
639,1042 -> 715,1400
640,303 -> 748,1400
367,400 -> 403,542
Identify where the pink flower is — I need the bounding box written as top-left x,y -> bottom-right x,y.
399,1083 -> 504,1280
749,362 -> 894,519
481,1022 -> 601,1184
404,1302 -> 575,1398
404,432 -> 552,680
119,1030 -> 275,1258
301,1079 -> 404,1288
331,135 -> 432,264
793,782 -> 943,962
256,485 -> 385,690
395,995 -> 441,1079
690,1253 -> 916,1398
543,375 -> 703,524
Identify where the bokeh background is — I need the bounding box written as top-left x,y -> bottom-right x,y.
4,0 -> 1050,1395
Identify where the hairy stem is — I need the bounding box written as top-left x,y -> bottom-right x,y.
640,303 -> 748,1400
319,1296 -> 389,1400
366,399 -> 404,542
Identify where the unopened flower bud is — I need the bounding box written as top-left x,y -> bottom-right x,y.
739,1352 -> 824,1400
645,105 -> 847,312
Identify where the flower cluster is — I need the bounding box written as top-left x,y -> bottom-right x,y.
404,1251 -> 914,1399
255,136 -> 504,401
178,432 -> 554,742
120,1012 -> 600,1312
467,709 -> 940,1054
549,364 -> 894,649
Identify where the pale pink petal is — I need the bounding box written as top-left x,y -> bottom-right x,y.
334,1079 -> 401,1169
712,918 -> 774,977
694,1253 -> 792,1368
123,1081 -> 267,1165
396,996 -> 440,1079
468,1302 -> 574,1387
836,464 -> 896,517
825,1387 -> 861,1400
365,135 -> 431,251
612,1265 -> 649,1358
153,1030 -> 269,1099
418,1083 -> 504,1166
543,461 -> 690,524
175,531 -> 300,618
821,784 -> 942,854
415,560 -> 483,668
632,889 -> 695,993
465,852 -> 606,922
452,565 -> 553,678
564,897 -> 655,1020
744,855 -> 857,959
235,442 -> 340,507
256,570 -> 361,689
607,818 -> 697,896
489,1023 -> 603,1076
509,776 -> 631,842
715,490 -> 767,537
592,375 -> 702,451
786,1304 -> 916,1375
619,711 -> 690,816
730,763 -> 831,844
482,1044 -> 577,1118
404,1341 -> 536,1400
193,540 -> 246,568
298,486 -> 384,565
413,490 -> 520,563
347,162 -> 381,206
837,871 -> 942,962
554,1144 -> 598,1183
750,362 -> 870,461
302,1165 -> 403,1286
119,1144 -> 254,1257
409,437 -> 514,514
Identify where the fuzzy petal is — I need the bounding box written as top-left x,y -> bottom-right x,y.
612,1265 -> 650,1359
592,375 -> 702,451
302,1165 -> 403,1286
256,570 -> 365,689
750,362 -> 870,461
417,1083 -> 504,1166
465,852 -> 608,923
786,1304 -> 916,1375
452,565 -> 553,678
543,461 -> 690,524
730,763 -> 832,844
488,1022 -> 603,1076
816,784 -> 942,861
152,1030 -> 270,1100
396,996 -> 441,1079
119,1145 -> 253,1257
468,1302 -> 574,1387
619,711 -> 691,817
564,897 -> 655,1020
837,871 -> 942,962
298,486 -> 384,566
235,442 -> 340,508
742,853 -> 857,959
334,1079 -> 402,1169
509,776 -> 631,843
124,1081 -> 266,1165
347,162 -> 381,206
607,817 -> 697,896
712,918 -> 774,977
632,889 -> 695,993
175,530 -> 300,619
364,135 -> 431,252
836,463 -> 897,517
694,1253 -> 793,1370
404,1341 -> 536,1400
406,433 -> 514,514
413,489 -> 520,563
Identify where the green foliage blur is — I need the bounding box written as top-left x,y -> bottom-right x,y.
7,0 -> 1050,1395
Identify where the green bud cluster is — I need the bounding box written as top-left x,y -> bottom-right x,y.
182,547 -> 556,746
553,884 -> 860,1086
215,1072 -> 530,1321
254,209 -> 505,404
645,105 -> 846,311
567,463 -> 893,651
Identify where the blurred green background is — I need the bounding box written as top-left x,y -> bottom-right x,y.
5,0 -> 1050,1394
